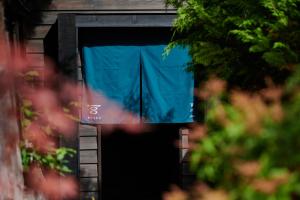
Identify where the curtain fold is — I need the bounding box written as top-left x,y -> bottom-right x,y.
141,45 -> 193,123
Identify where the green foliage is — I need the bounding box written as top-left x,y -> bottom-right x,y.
166,0 -> 300,88
187,74 -> 300,199
166,0 -> 300,199
21,146 -> 76,174
20,97 -> 77,175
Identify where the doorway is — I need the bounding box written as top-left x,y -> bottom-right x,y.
79,27 -> 192,200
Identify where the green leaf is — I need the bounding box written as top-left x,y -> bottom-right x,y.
249,44 -> 267,53
262,51 -> 286,67
202,139 -> 216,154
273,42 -> 287,49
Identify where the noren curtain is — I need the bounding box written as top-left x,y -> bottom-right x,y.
81,45 -> 193,124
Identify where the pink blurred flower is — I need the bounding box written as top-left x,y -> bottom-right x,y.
26,166 -> 78,200
23,123 -> 56,153
29,89 -> 59,111
39,171 -> 78,200
46,109 -> 76,137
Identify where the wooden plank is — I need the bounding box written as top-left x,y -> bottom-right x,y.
48,0 -> 167,11
77,67 -> 83,81
80,192 -> 99,200
26,53 -> 44,67
180,128 -> 189,161
29,25 -> 51,39
80,150 -> 97,163
80,137 -> 98,150
31,10 -> 176,25
35,12 -> 58,25
80,164 -> 98,177
181,149 -> 189,162
25,40 -> 44,53
80,177 -> 98,191
76,14 -> 175,27
79,124 -> 97,136
180,128 -> 190,135
182,151 -> 190,162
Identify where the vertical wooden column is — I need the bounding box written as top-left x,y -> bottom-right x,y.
56,14 -> 79,178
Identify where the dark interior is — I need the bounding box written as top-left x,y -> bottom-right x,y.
101,125 -> 181,200
79,27 -> 173,47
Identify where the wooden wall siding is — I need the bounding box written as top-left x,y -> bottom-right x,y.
79,124 -> 98,136
77,67 -> 83,81
48,0 -> 167,10
79,124 -> 100,199
25,0 -> 175,75
26,40 -> 44,53
80,137 -> 98,149
80,164 -> 98,177
30,26 -> 52,39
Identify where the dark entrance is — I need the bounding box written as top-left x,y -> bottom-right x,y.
101,125 -> 180,200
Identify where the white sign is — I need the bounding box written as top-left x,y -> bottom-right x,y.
87,104 -> 101,115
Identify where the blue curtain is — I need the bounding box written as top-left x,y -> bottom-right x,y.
81,45 -> 193,124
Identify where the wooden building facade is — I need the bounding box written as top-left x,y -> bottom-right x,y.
5,1 -> 194,199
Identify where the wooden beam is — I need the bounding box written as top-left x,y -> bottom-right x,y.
56,14 -> 79,178
76,14 -> 176,27
30,10 -> 176,26
58,14 -> 77,79
48,0 -> 168,11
